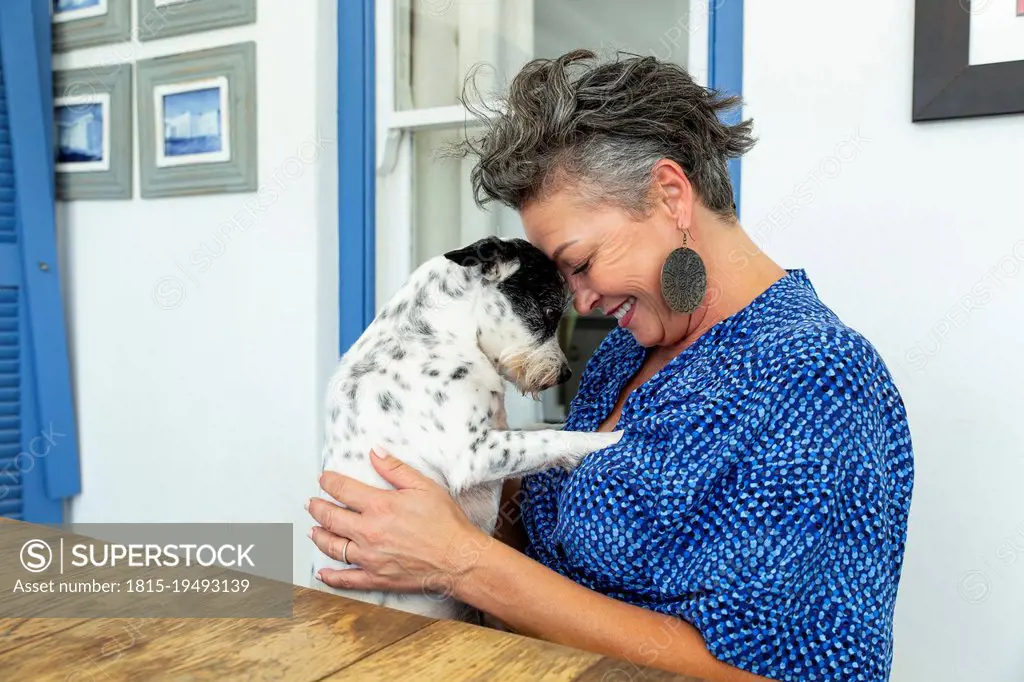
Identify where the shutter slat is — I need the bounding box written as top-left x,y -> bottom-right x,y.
0,47 -> 19,521
0,489 -> 23,514
0,461 -> 19,480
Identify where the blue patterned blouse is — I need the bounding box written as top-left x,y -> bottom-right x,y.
521,269 -> 914,682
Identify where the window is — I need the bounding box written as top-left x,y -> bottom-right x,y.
375,0 -> 708,427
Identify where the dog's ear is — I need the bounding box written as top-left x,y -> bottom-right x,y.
444,236 -> 517,282
443,241 -> 486,267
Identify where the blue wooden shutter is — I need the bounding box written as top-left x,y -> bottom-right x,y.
0,0 -> 81,523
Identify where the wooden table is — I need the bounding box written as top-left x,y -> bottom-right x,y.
0,520 -> 700,681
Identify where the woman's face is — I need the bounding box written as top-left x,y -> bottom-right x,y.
521,185 -> 691,349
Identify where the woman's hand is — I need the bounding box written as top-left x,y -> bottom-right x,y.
306,447 -> 490,598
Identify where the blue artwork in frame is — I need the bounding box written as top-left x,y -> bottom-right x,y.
163,87 -> 223,157
54,93 -> 110,173
154,76 -> 231,167
56,102 -> 103,163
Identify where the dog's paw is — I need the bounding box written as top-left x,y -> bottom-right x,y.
601,430 -> 625,446
569,430 -> 624,468
580,429 -> 624,453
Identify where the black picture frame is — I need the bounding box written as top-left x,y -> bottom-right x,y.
913,0 -> 1024,122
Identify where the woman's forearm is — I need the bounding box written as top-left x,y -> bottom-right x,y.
455,537 -> 769,682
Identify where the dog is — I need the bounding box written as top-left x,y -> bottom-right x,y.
310,236 -> 623,621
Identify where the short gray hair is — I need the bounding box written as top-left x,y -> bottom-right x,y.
448,49 -> 756,220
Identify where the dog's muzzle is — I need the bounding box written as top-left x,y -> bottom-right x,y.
500,342 -> 571,397
533,361 -> 572,392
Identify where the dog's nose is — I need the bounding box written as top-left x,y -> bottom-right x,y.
557,365 -> 572,385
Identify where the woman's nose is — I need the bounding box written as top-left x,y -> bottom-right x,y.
573,287 -> 600,316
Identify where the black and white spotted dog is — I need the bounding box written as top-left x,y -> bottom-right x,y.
311,236 -> 622,621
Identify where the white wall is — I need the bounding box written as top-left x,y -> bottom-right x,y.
742,2 -> 1024,680
56,0 -> 339,584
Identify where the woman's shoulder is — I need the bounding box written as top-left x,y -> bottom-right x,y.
739,305 -> 907,441
755,297 -> 899,404
762,314 -> 887,376
707,270 -> 893,386
690,269 -> 875,370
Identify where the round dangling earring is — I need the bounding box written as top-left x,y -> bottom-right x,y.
660,229 -> 707,314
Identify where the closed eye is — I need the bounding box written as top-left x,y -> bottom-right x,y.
571,259 -> 590,276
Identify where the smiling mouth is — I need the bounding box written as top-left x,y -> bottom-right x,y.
606,296 -> 637,321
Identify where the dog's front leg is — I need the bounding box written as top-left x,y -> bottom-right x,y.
450,429 -> 623,493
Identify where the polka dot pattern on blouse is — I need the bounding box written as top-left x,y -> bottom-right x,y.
521,269 -> 914,681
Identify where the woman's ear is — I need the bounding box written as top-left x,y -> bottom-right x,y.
650,159 -> 693,231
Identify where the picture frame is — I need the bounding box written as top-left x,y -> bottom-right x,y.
53,64 -> 133,200
135,42 -> 257,199
912,0 -> 1024,121
52,0 -> 131,53
136,0 -> 256,42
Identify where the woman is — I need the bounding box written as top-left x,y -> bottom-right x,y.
307,50 -> 914,682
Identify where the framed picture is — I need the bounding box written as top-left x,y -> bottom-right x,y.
136,0 -> 256,42
52,0 -> 131,52
53,64 -> 133,200
135,42 -> 257,198
912,0 -> 1024,121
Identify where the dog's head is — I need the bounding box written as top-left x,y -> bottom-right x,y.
444,236 -> 572,395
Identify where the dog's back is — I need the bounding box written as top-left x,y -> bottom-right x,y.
318,255 -> 504,485
311,255 -> 502,620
